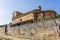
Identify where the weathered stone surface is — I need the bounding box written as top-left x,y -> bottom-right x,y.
6,19 -> 60,39
1,18 -> 60,40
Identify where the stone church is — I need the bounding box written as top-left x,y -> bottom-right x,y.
0,6 -> 59,40
12,6 -> 56,25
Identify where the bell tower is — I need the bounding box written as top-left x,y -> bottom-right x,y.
12,11 -> 22,20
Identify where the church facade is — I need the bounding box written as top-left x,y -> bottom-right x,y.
12,6 -> 56,24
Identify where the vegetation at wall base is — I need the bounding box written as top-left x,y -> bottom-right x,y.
56,14 -> 60,18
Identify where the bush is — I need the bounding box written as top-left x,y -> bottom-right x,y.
56,14 -> 60,18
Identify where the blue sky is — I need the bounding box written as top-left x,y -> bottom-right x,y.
0,0 -> 60,25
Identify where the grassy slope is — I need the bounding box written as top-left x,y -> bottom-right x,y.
0,34 -> 29,40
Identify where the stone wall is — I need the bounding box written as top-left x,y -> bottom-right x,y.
0,26 -> 5,35
0,18 -> 59,40
12,13 -> 34,24
7,18 -> 60,40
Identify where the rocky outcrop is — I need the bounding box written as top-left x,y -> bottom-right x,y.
0,18 -> 60,40
6,18 -> 60,40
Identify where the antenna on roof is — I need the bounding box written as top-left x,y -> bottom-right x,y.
38,6 -> 41,10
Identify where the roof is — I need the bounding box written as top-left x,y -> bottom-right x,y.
12,9 -> 56,20
12,9 -> 41,20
